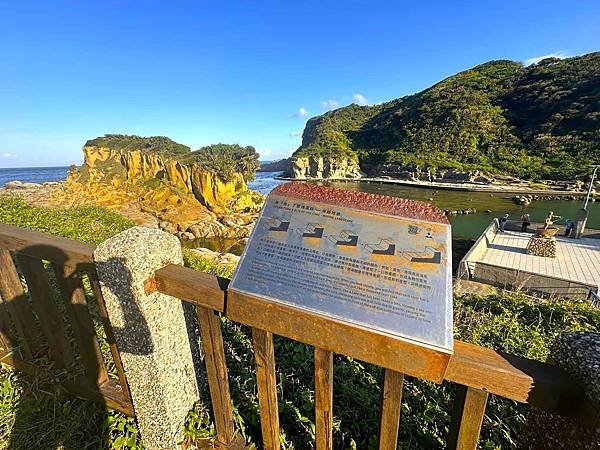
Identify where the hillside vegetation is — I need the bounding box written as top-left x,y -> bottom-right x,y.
295,53 -> 600,180
85,134 -> 260,182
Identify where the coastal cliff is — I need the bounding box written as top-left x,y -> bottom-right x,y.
57,135 -> 263,238
290,155 -> 362,179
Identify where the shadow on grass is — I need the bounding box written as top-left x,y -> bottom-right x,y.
0,245 -> 145,449
2,369 -> 111,450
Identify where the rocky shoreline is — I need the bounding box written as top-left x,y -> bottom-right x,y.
512,193 -> 596,206
1,178 -> 260,242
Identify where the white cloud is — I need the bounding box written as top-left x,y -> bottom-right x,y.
260,148 -> 272,158
293,107 -> 308,117
352,93 -> 369,106
0,153 -> 18,158
289,131 -> 302,137
320,99 -> 339,110
524,51 -> 570,66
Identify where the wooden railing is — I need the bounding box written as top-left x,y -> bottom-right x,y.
0,224 -> 596,449
0,224 -> 133,415
151,263 -> 597,449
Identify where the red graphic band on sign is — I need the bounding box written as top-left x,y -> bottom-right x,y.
273,182 -> 449,224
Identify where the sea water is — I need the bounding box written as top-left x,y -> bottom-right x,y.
0,166 -> 69,187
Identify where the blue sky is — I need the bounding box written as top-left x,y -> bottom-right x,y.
0,1 -> 598,167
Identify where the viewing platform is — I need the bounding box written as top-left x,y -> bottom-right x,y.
459,220 -> 600,300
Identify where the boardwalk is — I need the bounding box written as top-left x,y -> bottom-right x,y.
479,230 -> 600,290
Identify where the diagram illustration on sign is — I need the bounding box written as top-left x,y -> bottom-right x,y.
328,230 -> 359,247
363,239 -> 396,255
297,223 -> 324,239
230,182 -> 453,355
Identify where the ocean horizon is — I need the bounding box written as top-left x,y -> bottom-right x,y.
0,166 -> 70,188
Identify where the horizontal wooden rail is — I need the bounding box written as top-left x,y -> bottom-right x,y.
0,348 -> 133,416
0,224 -> 96,270
147,264 -> 227,312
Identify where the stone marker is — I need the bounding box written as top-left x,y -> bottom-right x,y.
520,332 -> 600,449
94,226 -> 199,449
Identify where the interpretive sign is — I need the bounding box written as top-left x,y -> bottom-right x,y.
229,182 -> 453,357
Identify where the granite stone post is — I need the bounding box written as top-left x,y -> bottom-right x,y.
93,226 -> 200,449
519,332 -> 600,449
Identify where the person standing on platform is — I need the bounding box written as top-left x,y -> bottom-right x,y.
500,214 -> 509,232
520,213 -> 531,232
564,219 -> 575,237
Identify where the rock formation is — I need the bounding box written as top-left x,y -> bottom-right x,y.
290,155 -> 363,179
54,136 -> 263,239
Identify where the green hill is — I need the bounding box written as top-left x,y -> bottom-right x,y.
294,53 -> 600,180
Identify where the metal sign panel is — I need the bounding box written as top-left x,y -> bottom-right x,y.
230,183 -> 453,353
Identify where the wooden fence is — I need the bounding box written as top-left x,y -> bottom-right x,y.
0,224 -> 133,416
0,224 -> 596,449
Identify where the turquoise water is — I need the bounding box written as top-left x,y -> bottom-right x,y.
248,171 -> 286,194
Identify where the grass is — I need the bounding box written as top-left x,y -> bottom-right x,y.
0,196 -> 134,244
0,194 -> 599,449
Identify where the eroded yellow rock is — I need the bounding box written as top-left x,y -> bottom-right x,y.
61,145 -> 263,237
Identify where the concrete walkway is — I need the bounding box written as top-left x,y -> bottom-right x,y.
480,230 -> 600,289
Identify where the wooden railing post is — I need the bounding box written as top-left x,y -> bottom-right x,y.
89,276 -> 132,404
196,307 -> 236,447
447,385 -> 488,450
0,249 -> 42,359
252,328 -> 280,450
17,255 -> 73,369
314,348 -> 334,450
379,369 -> 404,450
53,262 -> 109,386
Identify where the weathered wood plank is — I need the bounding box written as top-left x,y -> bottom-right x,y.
89,275 -> 132,404
445,341 -> 580,412
447,385 -> 488,450
314,348 -> 334,450
149,264 -> 227,312
228,290 -> 450,383
0,309 -> 14,355
252,328 -> 280,450
0,224 -> 96,270
0,249 -> 42,358
52,263 -> 109,386
17,255 -> 73,368
71,376 -> 135,417
196,306 -> 235,447
378,369 -> 404,450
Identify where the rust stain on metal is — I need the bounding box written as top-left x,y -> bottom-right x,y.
273,182 -> 449,224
